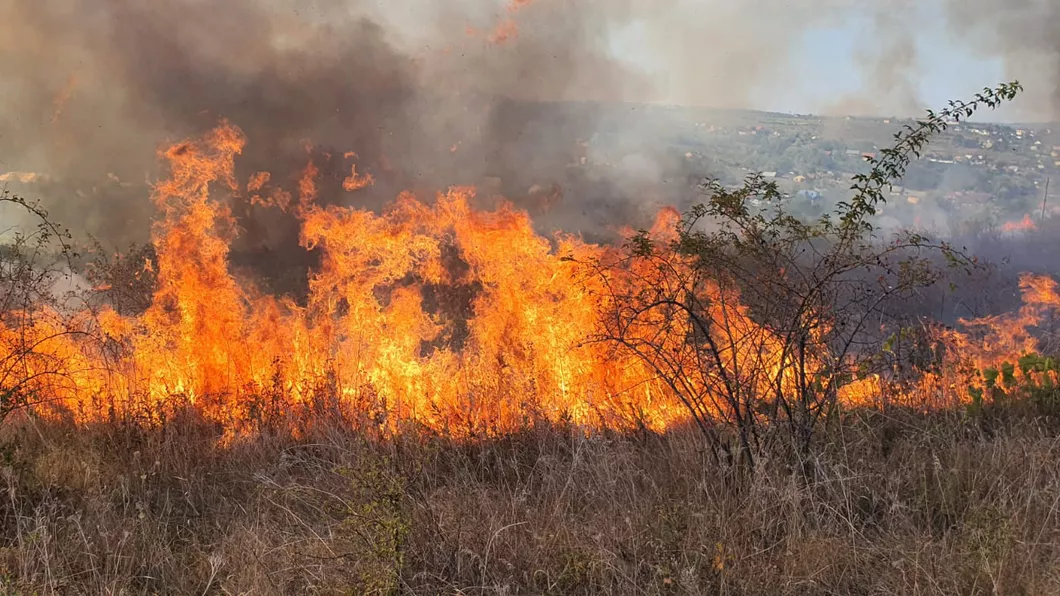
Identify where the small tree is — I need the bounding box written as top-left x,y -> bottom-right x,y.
582,83 -> 1022,469
0,190 -> 93,423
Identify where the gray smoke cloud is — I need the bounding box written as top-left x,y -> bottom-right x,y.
0,0 -> 663,247
1,0 -> 1058,255
825,0 -> 925,117
942,0 -> 1060,121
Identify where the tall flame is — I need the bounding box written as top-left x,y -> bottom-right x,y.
4,122 -> 1060,437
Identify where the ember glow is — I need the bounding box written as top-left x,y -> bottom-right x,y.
1001,213 -> 1038,233
4,123 -> 1059,437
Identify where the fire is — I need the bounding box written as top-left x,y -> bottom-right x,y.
1001,213 -> 1037,233
0,172 -> 43,184
844,273 -> 1060,410
3,122 -> 1059,438
488,20 -> 519,44
468,0 -> 534,45
3,123 -> 678,434
942,274 -> 1060,400
50,74 -> 77,124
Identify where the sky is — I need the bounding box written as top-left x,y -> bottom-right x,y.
777,13 -> 1009,118
609,1 -> 1024,121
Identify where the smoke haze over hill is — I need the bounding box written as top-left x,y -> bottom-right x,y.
1,0 -> 1059,249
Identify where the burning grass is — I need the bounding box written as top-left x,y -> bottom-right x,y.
3,82 -> 1060,592
5,121 -> 688,436
8,110 -> 1060,445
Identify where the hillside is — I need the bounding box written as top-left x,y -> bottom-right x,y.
488,99 -> 1060,234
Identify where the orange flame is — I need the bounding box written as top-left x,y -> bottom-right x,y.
51,74 -> 77,124
471,0 -> 534,46
488,20 -> 519,44
5,122 -> 1059,439
1001,214 -> 1037,233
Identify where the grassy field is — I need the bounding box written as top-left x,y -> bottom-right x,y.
1,404 -> 1058,595
1,84 -> 1054,595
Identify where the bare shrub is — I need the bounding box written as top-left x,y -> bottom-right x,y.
579,83 -> 1022,469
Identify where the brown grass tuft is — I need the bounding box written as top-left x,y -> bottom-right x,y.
0,408 -> 1058,594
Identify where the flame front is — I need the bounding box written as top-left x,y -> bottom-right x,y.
8,123 -> 678,434
4,123 -> 1059,436
1001,213 -> 1037,234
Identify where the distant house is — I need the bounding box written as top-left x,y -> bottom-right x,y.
762,171 -> 777,179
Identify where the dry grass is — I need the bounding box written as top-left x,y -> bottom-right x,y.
0,405 -> 1058,595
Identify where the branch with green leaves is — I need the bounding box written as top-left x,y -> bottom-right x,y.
839,81 -> 1023,235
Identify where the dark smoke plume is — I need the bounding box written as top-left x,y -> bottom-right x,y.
1,0 -> 1059,257
0,1 -> 858,242
1,0 -> 651,245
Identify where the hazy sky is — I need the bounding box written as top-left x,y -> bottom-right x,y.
0,0 -> 1052,246
609,0 -> 1030,121
778,14 -> 1007,117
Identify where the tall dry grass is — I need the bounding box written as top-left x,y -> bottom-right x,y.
0,404 -> 1057,594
